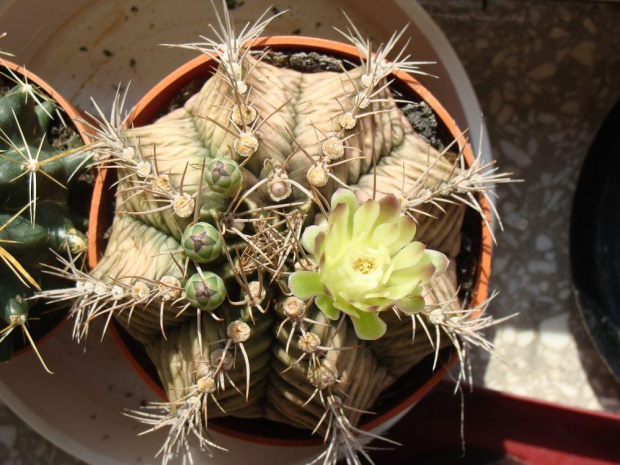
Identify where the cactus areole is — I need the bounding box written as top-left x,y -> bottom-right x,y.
84,33 -> 495,461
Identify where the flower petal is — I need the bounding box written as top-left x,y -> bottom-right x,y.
330,188 -> 358,212
333,298 -> 360,318
382,281 -> 424,301
382,242 -> 425,284
327,203 -> 352,252
315,295 -> 341,320
301,225 -> 326,255
386,216 -> 417,254
424,250 -> 449,277
353,199 -> 380,242
384,262 -> 435,299
364,290 -> 391,300
350,311 -> 387,340
288,271 -> 324,300
396,295 -> 425,315
314,231 -> 326,261
371,222 -> 400,248
328,202 -> 350,230
376,194 -> 402,225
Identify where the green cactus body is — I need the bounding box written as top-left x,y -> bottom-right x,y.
0,68 -> 90,361
0,277 -> 26,361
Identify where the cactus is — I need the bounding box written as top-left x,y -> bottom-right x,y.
0,62 -> 90,369
42,4 -> 514,464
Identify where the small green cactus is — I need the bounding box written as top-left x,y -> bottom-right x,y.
0,63 -> 91,369
41,3 -> 514,464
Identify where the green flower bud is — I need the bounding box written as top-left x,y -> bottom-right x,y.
181,222 -> 222,263
204,158 -> 243,196
184,272 -> 227,311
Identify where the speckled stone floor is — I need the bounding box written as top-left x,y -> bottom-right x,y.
0,0 -> 618,463
416,0 -> 620,413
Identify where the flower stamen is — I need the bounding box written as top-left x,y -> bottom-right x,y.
352,257 -> 376,274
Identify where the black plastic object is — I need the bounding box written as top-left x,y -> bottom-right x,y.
570,100 -> 620,381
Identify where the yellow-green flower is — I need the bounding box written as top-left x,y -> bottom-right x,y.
289,189 -> 448,340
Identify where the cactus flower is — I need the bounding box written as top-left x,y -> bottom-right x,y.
289,189 -> 449,340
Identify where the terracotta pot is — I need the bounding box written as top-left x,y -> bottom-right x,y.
0,58 -> 92,358
88,36 -> 492,446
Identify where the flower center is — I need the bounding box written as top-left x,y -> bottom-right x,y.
352,257 -> 377,275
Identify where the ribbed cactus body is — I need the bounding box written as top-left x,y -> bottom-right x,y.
91,51 -> 465,437
30,5 -> 509,460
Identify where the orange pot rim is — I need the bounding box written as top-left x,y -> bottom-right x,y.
1,58 -> 92,357
90,36 -> 493,447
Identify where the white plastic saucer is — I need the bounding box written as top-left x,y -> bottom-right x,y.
0,1 -> 490,463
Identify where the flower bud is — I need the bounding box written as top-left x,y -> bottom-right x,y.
204,158 -> 243,197
181,222 -> 222,263
184,272 -> 227,311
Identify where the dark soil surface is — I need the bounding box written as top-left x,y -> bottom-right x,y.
260,50 -> 349,73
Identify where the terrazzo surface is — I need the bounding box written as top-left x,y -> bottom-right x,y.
0,0 -> 618,463
416,0 -> 620,414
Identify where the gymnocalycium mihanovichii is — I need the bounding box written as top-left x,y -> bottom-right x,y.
39,3 -> 515,464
